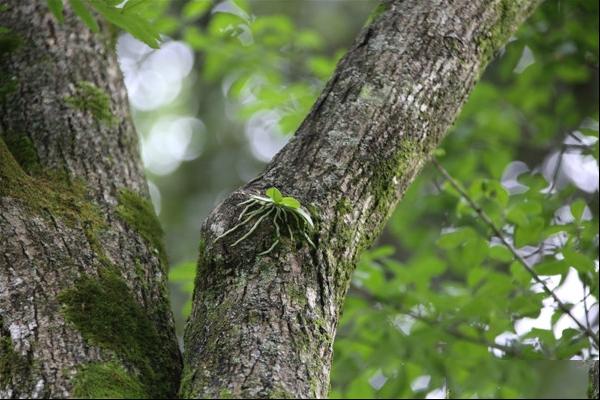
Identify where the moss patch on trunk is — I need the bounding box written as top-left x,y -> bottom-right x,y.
58,267 -> 177,398
116,188 -> 168,269
64,81 -> 118,126
71,362 -> 147,399
0,318 -> 30,390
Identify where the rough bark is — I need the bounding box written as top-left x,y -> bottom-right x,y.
181,0 -> 540,398
0,1 -> 181,398
591,360 -> 599,400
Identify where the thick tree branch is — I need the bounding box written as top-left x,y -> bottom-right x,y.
182,0 -> 541,398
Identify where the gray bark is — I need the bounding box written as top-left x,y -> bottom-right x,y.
181,0 -> 540,398
591,360 -> 599,400
0,1 -> 181,398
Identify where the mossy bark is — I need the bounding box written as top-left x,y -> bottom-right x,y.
182,0 -> 540,398
0,1 -> 181,398
590,360 -> 599,400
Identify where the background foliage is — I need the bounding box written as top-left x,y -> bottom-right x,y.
55,0 -> 599,398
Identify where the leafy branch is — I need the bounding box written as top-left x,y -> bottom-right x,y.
349,286 -> 522,357
431,158 -> 600,348
47,0 -> 161,48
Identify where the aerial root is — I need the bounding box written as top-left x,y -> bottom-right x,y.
215,195 -> 315,254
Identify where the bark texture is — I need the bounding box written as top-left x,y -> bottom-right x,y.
591,360 -> 599,400
182,0 -> 540,398
0,1 -> 180,398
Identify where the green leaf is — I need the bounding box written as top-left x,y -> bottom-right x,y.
47,0 -> 64,23
570,199 -> 586,222
183,0 -> 212,20
122,0 -> 150,12
265,187 -> 283,203
510,261 -> 531,285
294,207 -> 314,229
555,329 -> 587,358
510,293 -> 544,318
69,0 -> 99,32
524,328 -> 556,347
437,228 -> 473,249
562,249 -> 595,274
514,217 -> 545,247
489,244 -> 513,262
467,266 -> 488,287
365,246 -> 395,260
536,259 -> 568,275
507,206 -> 528,227
463,237 -> 489,268
280,197 -> 300,209
89,0 -> 161,48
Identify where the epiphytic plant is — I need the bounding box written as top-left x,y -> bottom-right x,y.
215,187 -> 315,255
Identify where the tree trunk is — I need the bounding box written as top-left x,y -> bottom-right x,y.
591,361 -> 599,400
0,2 -> 181,398
181,0 -> 540,398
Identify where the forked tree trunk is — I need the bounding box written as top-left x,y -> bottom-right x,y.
0,2 -> 181,398
180,0 -> 541,398
10,0 -> 590,399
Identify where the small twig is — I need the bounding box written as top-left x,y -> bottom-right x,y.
583,283 -> 594,355
432,158 -> 600,348
546,148 -> 565,197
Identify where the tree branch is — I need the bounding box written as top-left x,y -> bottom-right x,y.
431,158 -> 600,348
182,0 -> 542,398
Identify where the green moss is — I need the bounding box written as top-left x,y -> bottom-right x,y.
218,388 -> 235,399
335,197 -> 352,216
364,1 -> 390,26
116,188 -> 167,268
0,335 -> 30,388
0,138 -> 105,237
1,134 -> 111,270
287,286 -> 308,307
0,26 -> 20,102
477,0 -> 540,66
0,26 -> 21,56
64,81 -> 118,126
58,267 -> 174,398
268,388 -> 295,399
0,72 -> 17,102
366,138 -> 422,240
1,133 -> 40,174
178,368 -> 195,398
72,362 -> 147,399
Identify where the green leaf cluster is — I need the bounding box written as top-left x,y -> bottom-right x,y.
47,0 -> 161,48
